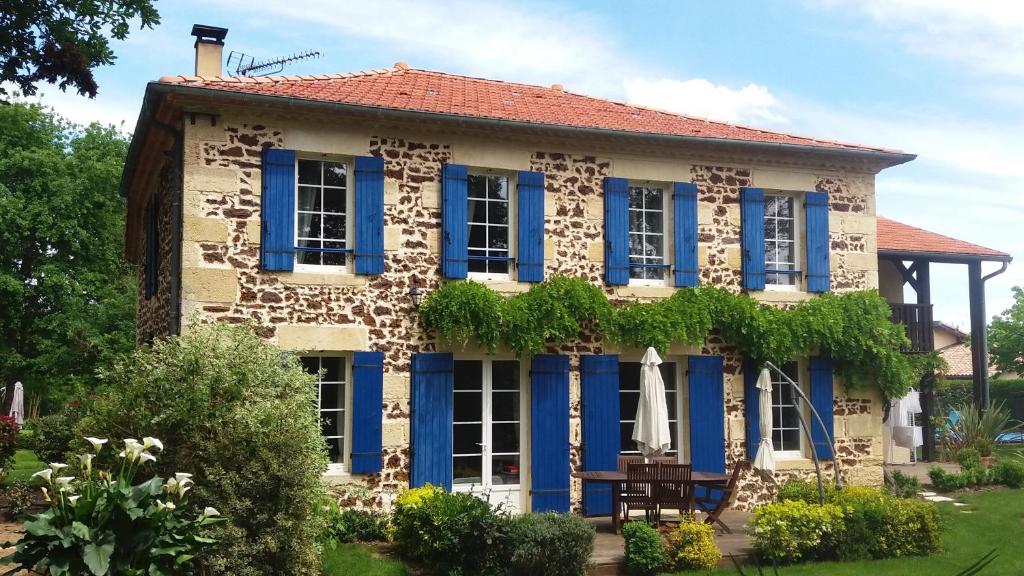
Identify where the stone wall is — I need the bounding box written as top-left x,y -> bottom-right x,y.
136,160 -> 178,344
158,108 -> 884,510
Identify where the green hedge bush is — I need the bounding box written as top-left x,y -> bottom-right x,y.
886,469 -> 921,499
751,499 -> 845,564
320,500 -> 390,546
508,513 -> 594,576
621,521 -> 668,576
994,460 -> 1024,488
77,323 -> 328,576
22,398 -> 90,464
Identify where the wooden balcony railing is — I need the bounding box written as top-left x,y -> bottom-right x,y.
889,303 -> 934,353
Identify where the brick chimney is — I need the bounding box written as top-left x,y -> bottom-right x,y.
190,24 -> 228,76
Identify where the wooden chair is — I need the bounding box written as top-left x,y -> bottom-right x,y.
621,463 -> 659,524
654,463 -> 692,522
693,460 -> 750,534
616,454 -> 676,472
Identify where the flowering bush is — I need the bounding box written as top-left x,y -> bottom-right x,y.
665,515 -> 721,571
7,436 -> 222,575
0,414 -> 19,476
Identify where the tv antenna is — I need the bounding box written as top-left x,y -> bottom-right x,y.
226,49 -> 321,77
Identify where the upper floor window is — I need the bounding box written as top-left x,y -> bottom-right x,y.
771,361 -> 802,458
301,355 -> 348,469
628,186 -> 667,283
468,174 -> 512,278
296,158 -> 351,269
764,194 -> 799,288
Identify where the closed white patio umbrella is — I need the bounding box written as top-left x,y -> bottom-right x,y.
753,368 -> 776,474
632,347 -> 672,460
8,382 -> 24,429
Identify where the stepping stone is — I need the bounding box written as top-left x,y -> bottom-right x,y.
924,496 -> 955,502
919,491 -> 937,497
953,503 -> 968,507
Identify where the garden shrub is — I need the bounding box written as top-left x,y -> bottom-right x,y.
507,512 -> 595,576
2,480 -> 33,519
22,399 -> 90,464
957,447 -> 982,470
320,499 -> 390,546
0,415 -> 19,476
392,486 -> 512,576
621,521 -> 668,576
994,460 -> 1024,488
929,466 -> 966,492
776,479 -> 836,504
665,515 -> 721,571
832,487 -> 941,558
77,323 -> 328,576
886,469 -> 920,499
750,499 -> 845,564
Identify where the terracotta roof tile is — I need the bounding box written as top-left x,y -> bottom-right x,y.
877,216 -> 1008,258
157,65 -> 905,154
939,343 -> 995,378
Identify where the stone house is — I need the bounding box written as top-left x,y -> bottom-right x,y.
122,26 -> 929,512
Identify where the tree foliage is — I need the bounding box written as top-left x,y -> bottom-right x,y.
0,0 -> 159,99
0,102 -> 135,410
989,286 -> 1024,376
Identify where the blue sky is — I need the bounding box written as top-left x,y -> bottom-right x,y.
26,0 -> 1024,329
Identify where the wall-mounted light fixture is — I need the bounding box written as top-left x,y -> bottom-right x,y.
408,283 -> 424,309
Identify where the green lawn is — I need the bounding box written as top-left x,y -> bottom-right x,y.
690,489 -> 1024,576
321,543 -> 408,576
4,450 -> 44,485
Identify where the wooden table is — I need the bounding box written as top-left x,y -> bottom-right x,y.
571,470 -> 730,533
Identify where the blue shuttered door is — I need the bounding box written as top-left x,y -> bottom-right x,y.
580,355 -> 620,516
441,164 -> 469,279
673,182 -> 699,287
809,357 -> 835,461
260,148 -> 296,271
531,355 -> 570,512
743,359 -> 760,460
739,187 -> 765,290
689,355 -> 726,501
604,177 -> 630,285
517,171 -> 546,282
354,156 -> 385,275
805,191 -> 830,293
351,351 -> 384,473
410,353 -> 454,490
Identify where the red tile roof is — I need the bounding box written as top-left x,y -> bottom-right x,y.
158,64 -> 905,154
877,216 -> 1009,258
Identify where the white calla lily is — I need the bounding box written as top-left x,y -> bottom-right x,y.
67,495 -> 81,506
174,472 -> 193,483
84,437 -> 108,452
48,463 -> 68,472
156,500 -> 176,512
202,507 -> 220,517
138,451 -> 157,464
31,468 -> 53,482
55,476 -> 75,491
142,437 -> 164,452
78,454 -> 94,467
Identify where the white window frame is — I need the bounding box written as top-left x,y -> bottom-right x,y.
771,360 -> 805,460
466,170 -> 515,282
294,155 -> 355,274
764,192 -> 801,292
452,357 -> 526,505
618,358 -> 686,462
627,182 -> 670,287
300,354 -> 352,474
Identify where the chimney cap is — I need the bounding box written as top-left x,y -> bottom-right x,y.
191,24 -> 228,45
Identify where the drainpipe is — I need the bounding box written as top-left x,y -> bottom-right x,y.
970,260 -> 1010,412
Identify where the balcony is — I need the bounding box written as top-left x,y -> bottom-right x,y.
889,302 -> 934,353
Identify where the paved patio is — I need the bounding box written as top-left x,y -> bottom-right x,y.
588,510 -> 754,576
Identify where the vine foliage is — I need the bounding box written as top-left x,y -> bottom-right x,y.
419,277 -> 925,399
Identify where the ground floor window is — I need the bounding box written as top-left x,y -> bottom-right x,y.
771,361 -> 802,457
619,361 -> 678,456
300,356 -> 346,466
453,359 -> 522,489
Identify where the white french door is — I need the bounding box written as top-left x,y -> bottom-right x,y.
452,359 -> 523,511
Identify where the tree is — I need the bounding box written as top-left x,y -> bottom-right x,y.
989,286 -> 1024,376
0,101 -> 136,411
0,0 -> 159,99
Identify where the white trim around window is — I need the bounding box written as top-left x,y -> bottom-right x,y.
618,356 -> 688,463
627,183 -> 671,287
771,360 -> 805,460
294,155 -> 355,273
299,354 -> 352,475
467,170 -> 516,282
764,192 -> 801,291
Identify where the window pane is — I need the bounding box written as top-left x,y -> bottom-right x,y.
644,212 -> 662,234
620,392 -> 639,421
629,212 -> 644,233
324,215 -> 346,241
493,455 -> 520,484
487,176 -> 509,200
777,197 -> 792,218
297,239 -> 321,265
321,412 -> 342,437
325,437 -> 343,464
320,383 -> 343,409
628,187 -> 644,208
765,218 -> 777,240
454,391 -> 482,422
322,242 -> 347,266
468,252 -> 487,273
323,188 -> 346,214
644,188 -> 663,210
492,361 -> 520,390
300,357 -> 320,375
468,224 -> 488,249
488,260 -> 509,275
619,364 -> 641,390
297,213 -> 321,239
454,361 -> 482,391
778,242 -> 795,265
453,423 -> 482,455
468,200 -> 487,224
620,423 -> 636,453
488,201 -> 509,225
643,235 -> 662,257
321,357 -> 343,381
298,160 -> 321,185
782,429 -> 801,450
323,162 -> 347,187
453,456 -> 483,483
491,392 -> 519,422
298,186 -> 321,211
489,226 -> 508,250
492,423 -> 519,453
764,196 -> 778,217
777,218 -> 794,239
468,175 -> 488,199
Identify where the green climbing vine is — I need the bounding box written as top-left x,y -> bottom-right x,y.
419,276 -> 926,399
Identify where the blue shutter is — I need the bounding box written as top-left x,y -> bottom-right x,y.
673,182 -> 699,287
743,359 -> 761,460
531,354 -> 570,512
805,191 -> 830,293
441,164 -> 468,279
809,357 -> 835,461
689,355 -> 725,474
517,171 -> 545,282
260,148 -> 296,272
604,177 -> 629,285
740,187 -> 765,290
580,355 -> 620,516
354,156 -> 385,275
351,351 -> 384,473
410,353 -> 454,490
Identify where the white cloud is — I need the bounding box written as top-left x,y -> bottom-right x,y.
622,77 -> 786,124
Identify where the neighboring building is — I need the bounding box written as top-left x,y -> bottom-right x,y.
124,26 -> 949,512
